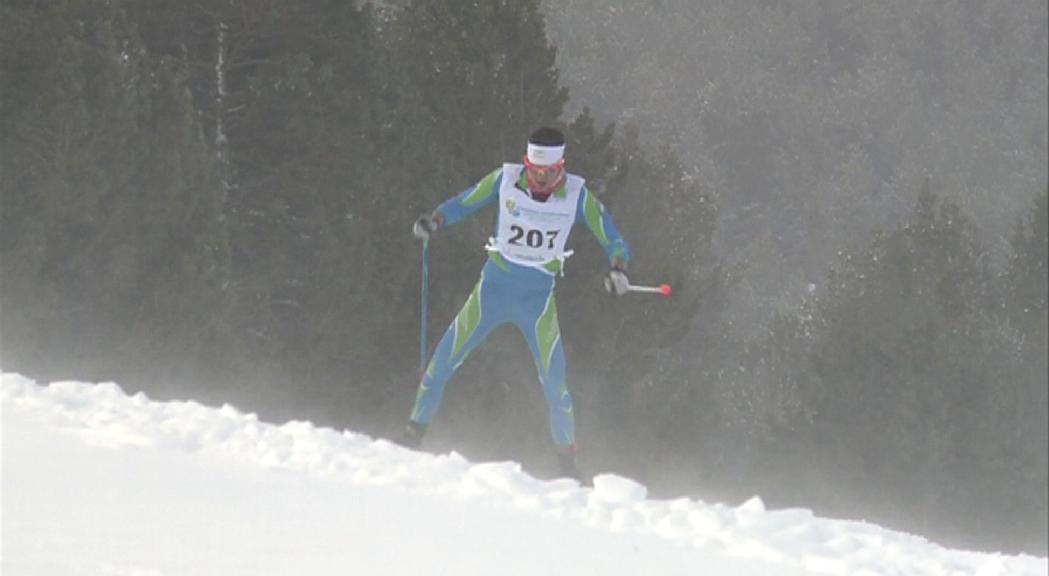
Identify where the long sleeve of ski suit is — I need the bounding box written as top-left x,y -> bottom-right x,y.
410,167 -> 631,447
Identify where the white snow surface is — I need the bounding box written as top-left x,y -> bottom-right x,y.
2,372 -> 1046,576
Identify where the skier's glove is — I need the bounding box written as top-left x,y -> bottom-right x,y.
412,212 -> 442,241
604,268 -> 630,296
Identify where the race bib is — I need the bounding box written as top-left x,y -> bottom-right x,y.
494,164 -> 583,268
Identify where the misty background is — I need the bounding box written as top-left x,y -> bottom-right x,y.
1,0 -> 1045,556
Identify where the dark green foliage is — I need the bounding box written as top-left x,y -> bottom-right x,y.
545,0 -> 1048,341
394,0 -> 568,173
1,1 -> 229,389
1005,191 -> 1049,331
564,129 -> 730,474
1001,190 -> 1049,549
789,182 -> 1044,551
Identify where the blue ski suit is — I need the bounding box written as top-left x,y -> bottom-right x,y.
410,164 -> 631,447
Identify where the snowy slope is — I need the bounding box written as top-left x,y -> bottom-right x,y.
2,372 -> 1045,576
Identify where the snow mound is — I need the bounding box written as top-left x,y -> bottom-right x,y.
3,372 -> 1046,576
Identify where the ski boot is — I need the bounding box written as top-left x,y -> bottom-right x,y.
556,445 -> 590,485
394,420 -> 427,450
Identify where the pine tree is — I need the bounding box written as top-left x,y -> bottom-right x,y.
393,0 -> 568,176
0,1 -> 229,389
1005,190 -> 1048,331
571,127 -> 731,480
805,180 -> 1037,548
1000,189 -> 1048,551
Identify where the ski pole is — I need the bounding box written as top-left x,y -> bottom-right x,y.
627,283 -> 673,298
419,238 -> 430,373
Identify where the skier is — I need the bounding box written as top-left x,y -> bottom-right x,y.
399,127 -> 632,483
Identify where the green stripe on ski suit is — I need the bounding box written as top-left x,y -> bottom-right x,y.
412,381 -> 429,420
462,169 -> 501,206
534,291 -> 560,374
488,251 -> 511,272
451,274 -> 484,359
583,189 -> 610,246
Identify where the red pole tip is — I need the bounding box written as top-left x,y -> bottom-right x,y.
659,284 -> 673,297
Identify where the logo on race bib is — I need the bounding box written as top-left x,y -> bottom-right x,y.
505,199 -> 520,217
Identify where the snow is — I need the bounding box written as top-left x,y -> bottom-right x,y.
2,372 -> 1045,576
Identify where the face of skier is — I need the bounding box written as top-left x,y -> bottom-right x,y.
523,156 -> 565,196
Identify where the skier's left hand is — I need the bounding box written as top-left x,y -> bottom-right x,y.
604,268 -> 630,296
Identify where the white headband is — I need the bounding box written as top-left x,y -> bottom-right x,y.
526,143 -> 565,166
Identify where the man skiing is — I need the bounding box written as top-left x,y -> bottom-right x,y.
400,127 -> 632,482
